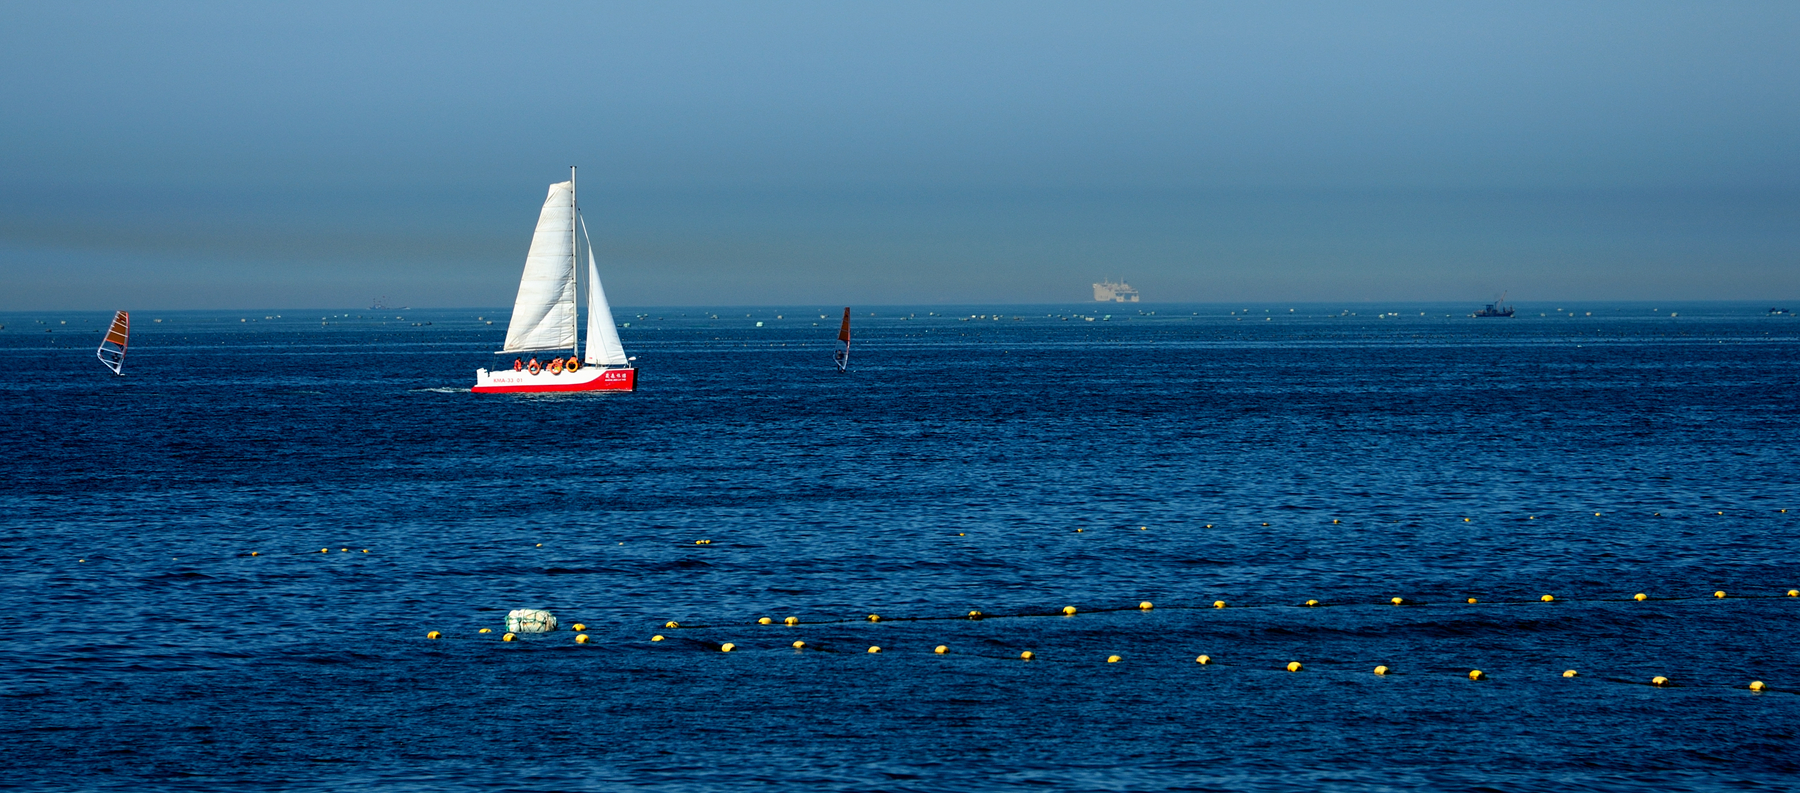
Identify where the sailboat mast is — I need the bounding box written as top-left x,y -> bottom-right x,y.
570,165 -> 580,361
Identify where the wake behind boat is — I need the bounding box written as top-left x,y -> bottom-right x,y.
475,168 -> 636,393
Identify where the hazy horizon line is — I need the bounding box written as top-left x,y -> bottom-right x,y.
5,298 -> 1797,316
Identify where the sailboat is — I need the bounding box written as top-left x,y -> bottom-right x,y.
474,168 -> 636,393
96,311 -> 129,376
833,307 -> 851,372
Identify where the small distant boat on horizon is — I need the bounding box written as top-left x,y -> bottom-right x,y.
96,311 -> 129,376
834,308 -> 851,372
1474,293 -> 1515,318
474,167 -> 636,393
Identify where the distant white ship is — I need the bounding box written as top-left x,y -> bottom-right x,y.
1093,279 -> 1140,302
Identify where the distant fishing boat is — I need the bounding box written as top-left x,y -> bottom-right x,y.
474,168 -> 636,393
1474,293 -> 1515,318
834,308 -> 851,372
96,311 -> 129,376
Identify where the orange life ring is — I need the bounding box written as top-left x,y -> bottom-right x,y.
527,359 -> 541,375
565,357 -> 581,373
548,358 -> 564,375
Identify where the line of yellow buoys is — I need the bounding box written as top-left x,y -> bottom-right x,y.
420,587 -> 1793,696
639,588 -> 1797,630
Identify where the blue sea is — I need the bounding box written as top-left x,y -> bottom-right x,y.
2,303 -> 1797,792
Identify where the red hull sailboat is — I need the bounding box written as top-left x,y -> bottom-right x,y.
475,167 -> 636,393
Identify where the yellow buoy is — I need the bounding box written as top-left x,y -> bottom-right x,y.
478,628 -> 492,634
720,642 -> 735,652
320,548 -> 329,553
426,631 -> 441,640
1594,512 -> 1601,517
784,616 -> 799,625
1332,519 -> 1340,524
1749,680 -> 1766,692
1141,526 -> 1147,530
867,646 -> 881,654
1563,669 -> 1578,678
1373,665 -> 1389,676
1139,601 -> 1153,610
934,645 -> 947,654
1468,669 -> 1484,680
1391,597 -> 1405,606
1634,593 -> 1648,601
340,548 -> 348,552
1305,599 -> 1319,607
1541,595 -> 1555,602
1195,654 -> 1211,664
758,617 -> 773,625
1075,529 -> 1082,533
249,552 -> 259,556
571,623 -> 586,632
1287,661 -> 1303,672
651,635 -> 664,642
575,634 -> 589,644
1020,651 -> 1035,660
1464,518 -> 1470,522
1062,606 -> 1077,615
665,621 -> 680,629
1262,522 -> 1270,526
1466,598 -> 1478,604
792,640 -> 805,649
968,610 -> 983,619
1213,600 -> 1227,609
1714,590 -> 1726,599
1205,524 -> 1213,528
1652,675 -> 1669,686
1789,590 -> 1798,598
535,543 -> 542,547
866,614 -> 881,622
362,549 -> 369,553
502,633 -> 516,642
1107,655 -> 1121,663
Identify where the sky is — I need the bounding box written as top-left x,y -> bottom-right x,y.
1,1 -> 1795,310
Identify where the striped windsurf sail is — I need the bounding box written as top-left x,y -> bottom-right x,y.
97,311 -> 129,375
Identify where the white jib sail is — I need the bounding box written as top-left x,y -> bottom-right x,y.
501,181 -> 578,352
580,216 -> 629,366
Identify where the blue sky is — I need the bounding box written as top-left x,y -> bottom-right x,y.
1,1 -> 1795,309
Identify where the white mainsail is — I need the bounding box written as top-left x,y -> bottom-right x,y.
501,181 -> 578,352
579,216 -> 629,366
